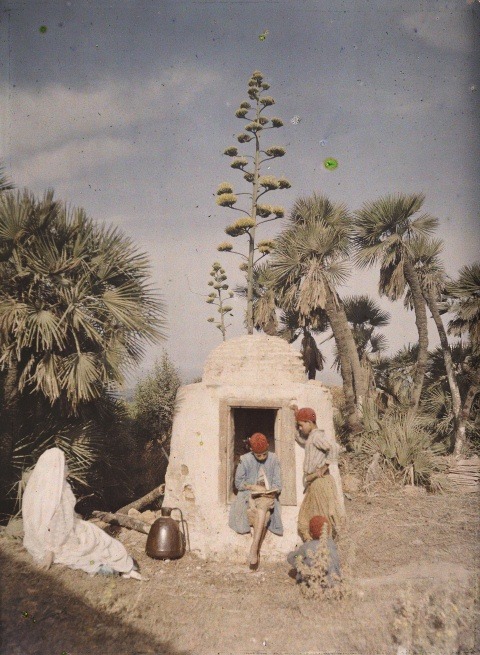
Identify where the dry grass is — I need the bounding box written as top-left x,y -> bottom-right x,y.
1,490 -> 478,655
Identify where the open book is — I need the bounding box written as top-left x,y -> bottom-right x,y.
250,487 -> 280,498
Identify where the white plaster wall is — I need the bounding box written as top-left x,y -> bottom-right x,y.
163,335 -> 337,562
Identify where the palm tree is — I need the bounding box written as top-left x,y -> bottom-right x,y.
354,193 -> 438,413
235,263 -> 329,378
270,193 -> 366,432
373,344 -> 419,408
409,236 -> 465,453
0,189 -> 166,496
0,164 -> 14,194
334,294 -> 390,397
446,263 -> 480,449
447,264 -> 480,355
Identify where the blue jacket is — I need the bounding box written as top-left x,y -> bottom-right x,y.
228,452 -> 283,536
287,536 -> 341,585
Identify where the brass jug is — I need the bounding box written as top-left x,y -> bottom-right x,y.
145,507 -> 187,560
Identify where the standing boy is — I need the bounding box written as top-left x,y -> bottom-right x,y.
295,407 -> 345,541
228,432 -> 283,570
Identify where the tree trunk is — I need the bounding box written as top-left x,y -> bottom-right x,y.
325,290 -> 362,433
403,259 -> 429,413
0,365 -> 20,499
334,296 -> 368,409
117,484 -> 165,515
91,511 -> 151,534
425,289 -> 465,454
459,367 -> 480,455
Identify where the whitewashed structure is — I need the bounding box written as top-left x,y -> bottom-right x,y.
163,334 -> 336,561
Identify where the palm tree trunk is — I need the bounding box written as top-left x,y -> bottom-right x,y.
335,299 -> 368,410
0,365 -> 20,500
425,289 -> 465,454
403,259 -> 429,413
325,290 -> 362,433
460,368 -> 480,448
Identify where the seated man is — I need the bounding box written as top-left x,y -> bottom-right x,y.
228,432 -> 282,570
287,515 -> 341,587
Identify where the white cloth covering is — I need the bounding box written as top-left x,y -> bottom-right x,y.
22,448 -> 134,575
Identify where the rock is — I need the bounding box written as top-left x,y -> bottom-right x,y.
402,485 -> 426,496
342,474 -> 361,493
127,508 -> 142,518
365,453 -> 382,483
140,510 -> 157,524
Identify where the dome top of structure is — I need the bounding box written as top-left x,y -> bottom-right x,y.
202,334 -> 305,386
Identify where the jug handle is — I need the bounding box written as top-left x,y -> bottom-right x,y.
170,507 -> 191,552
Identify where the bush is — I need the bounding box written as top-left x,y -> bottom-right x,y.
392,583 -> 478,654
128,352 -> 181,497
355,402 -> 448,489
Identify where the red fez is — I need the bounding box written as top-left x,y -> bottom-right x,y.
248,432 -> 269,454
295,407 -> 316,423
309,515 -> 329,540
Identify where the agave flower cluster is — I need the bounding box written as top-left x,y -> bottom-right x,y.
206,262 -> 234,341
215,71 -> 291,333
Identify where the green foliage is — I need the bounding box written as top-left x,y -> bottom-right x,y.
355,402 -> 447,488
0,389 -> 135,516
0,164 -> 14,194
447,263 -> 480,355
131,352 -> 181,449
0,187 -> 166,515
0,189 -> 165,412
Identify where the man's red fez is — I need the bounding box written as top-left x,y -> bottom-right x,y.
295,407 -> 316,423
248,432 -> 269,454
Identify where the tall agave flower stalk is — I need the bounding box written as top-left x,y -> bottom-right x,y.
215,71 -> 291,334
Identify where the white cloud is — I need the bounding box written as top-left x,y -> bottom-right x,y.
13,136 -> 136,187
8,66 -> 219,158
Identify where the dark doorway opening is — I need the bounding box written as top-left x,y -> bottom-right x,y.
230,407 -> 277,497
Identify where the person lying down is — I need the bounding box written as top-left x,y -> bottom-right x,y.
22,447 -> 142,580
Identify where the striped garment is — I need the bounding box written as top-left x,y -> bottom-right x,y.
297,428 -> 341,475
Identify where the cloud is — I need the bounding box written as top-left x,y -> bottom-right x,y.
8,66 -> 219,158
13,136 -> 136,188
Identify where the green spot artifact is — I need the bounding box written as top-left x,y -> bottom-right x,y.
323,158 -> 338,170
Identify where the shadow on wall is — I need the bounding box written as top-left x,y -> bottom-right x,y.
0,548 -> 192,655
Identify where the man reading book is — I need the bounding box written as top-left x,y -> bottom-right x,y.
228,432 -> 283,570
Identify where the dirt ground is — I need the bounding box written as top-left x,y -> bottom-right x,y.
1,490 -> 479,655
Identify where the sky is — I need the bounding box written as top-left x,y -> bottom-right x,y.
1,0 -> 479,386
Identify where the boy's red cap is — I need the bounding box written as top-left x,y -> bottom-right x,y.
295,407 -> 316,423
248,432 -> 269,454
309,515 -> 329,539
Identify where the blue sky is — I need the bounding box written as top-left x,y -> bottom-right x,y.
1,0 -> 479,384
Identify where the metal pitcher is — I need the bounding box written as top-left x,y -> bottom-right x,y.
145,507 -> 189,560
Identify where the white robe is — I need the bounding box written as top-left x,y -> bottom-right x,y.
22,448 -> 134,575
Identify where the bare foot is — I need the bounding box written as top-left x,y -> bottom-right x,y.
248,547 -> 259,570
122,569 -> 143,581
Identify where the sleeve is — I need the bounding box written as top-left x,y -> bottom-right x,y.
271,455 -> 282,491
311,429 -> 330,452
234,457 -> 249,491
295,432 -> 307,447
287,548 -> 301,568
